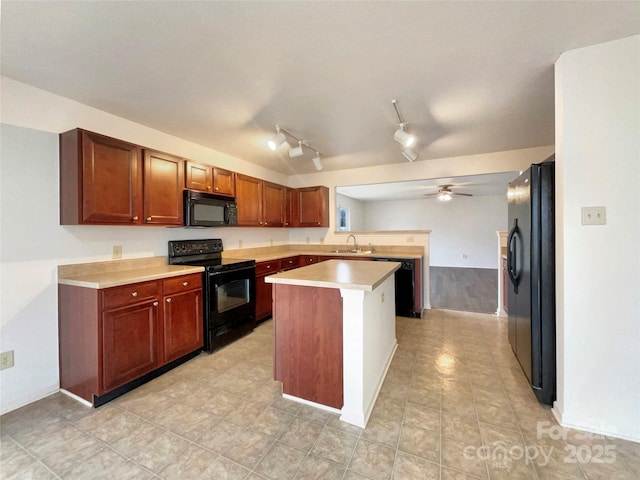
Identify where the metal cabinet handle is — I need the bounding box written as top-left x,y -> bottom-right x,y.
146,216 -> 152,222
153,301 -> 158,306
266,265 -> 271,269
182,281 -> 188,286
214,187 -> 219,191
131,291 -> 138,297
132,216 -> 138,221
166,298 -> 172,303
208,185 -> 212,190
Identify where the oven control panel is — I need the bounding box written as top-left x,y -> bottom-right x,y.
169,239 -> 223,258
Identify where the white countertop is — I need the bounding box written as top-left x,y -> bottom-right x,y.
265,259 -> 400,291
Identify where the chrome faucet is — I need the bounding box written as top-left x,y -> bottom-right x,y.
347,234 -> 358,252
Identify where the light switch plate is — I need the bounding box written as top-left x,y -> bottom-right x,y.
581,206 -> 606,225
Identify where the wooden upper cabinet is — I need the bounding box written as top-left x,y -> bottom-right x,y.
213,167 -> 236,197
185,160 -> 212,192
298,186 -> 330,227
284,187 -> 298,228
263,181 -> 284,227
143,150 -> 184,225
236,174 -> 263,226
60,129 -> 143,225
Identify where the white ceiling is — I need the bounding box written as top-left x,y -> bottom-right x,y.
337,171 -> 520,202
2,2 -> 639,175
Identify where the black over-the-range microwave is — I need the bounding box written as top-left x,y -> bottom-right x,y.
183,190 -> 238,227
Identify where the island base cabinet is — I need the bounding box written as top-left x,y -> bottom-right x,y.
102,302 -> 159,392
273,284 -> 343,409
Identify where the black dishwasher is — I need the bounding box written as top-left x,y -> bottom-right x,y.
373,257 -> 420,317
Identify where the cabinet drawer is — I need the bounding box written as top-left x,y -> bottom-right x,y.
163,274 -> 202,296
102,281 -> 159,310
280,256 -> 299,270
256,260 -> 282,275
299,256 -> 318,266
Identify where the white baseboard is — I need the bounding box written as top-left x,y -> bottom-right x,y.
0,383 -> 59,415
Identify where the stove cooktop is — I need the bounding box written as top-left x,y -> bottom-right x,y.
168,239 -> 255,272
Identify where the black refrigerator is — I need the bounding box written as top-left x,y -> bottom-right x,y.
506,158 -> 556,405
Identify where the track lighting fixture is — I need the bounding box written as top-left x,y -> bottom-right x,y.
312,153 -> 323,171
402,149 -> 418,162
267,125 -> 326,170
268,126 -> 286,151
391,99 -> 417,157
288,141 -> 304,158
394,126 -> 415,148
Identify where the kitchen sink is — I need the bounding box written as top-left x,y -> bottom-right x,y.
330,249 -> 373,254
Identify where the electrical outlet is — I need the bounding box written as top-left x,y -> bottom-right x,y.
0,350 -> 15,370
581,206 -> 606,225
112,245 -> 122,259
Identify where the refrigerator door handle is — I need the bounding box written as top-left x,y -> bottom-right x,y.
507,219 -> 521,293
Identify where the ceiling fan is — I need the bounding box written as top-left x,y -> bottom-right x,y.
424,185 -> 473,202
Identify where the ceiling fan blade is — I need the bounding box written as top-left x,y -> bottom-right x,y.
452,192 -> 473,197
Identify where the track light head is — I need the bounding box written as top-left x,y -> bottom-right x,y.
312,154 -> 323,171
394,126 -> 415,148
268,128 -> 286,151
402,149 -> 418,162
288,141 -> 304,158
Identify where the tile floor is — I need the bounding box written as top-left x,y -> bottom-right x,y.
1,309 -> 639,479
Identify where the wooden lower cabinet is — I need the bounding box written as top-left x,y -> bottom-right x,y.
255,260 -> 281,322
163,282 -> 203,364
102,301 -> 159,392
59,273 -> 203,405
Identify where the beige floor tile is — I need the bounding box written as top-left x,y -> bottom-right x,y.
225,399 -> 269,427
279,416 -> 325,452
441,465 -> 486,479
126,429 -> 191,473
248,405 -> 295,437
254,441 -> 307,480
348,438 -> 396,480
361,413 -> 402,448
195,419 -> 245,454
441,436 -> 488,479
393,451 -> 440,479
402,401 -> 440,432
311,426 -> 359,465
157,443 -> 218,480
398,424 -> 440,464
294,454 -> 346,479
0,436 -> 40,478
63,448 -> 153,480
200,455 -> 251,479
222,428 -> 276,469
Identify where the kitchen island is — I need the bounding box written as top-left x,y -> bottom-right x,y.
265,259 -> 400,427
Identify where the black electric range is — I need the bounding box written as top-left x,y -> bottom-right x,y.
168,239 -> 256,352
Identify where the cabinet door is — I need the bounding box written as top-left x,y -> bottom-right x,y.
255,274 -> 273,322
236,174 -> 263,226
79,130 -> 143,224
284,188 -> 297,227
163,289 -> 203,364
143,150 -> 184,225
298,186 -> 329,227
213,167 -> 236,196
102,301 -> 159,392
263,181 -> 284,227
185,161 -> 212,192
